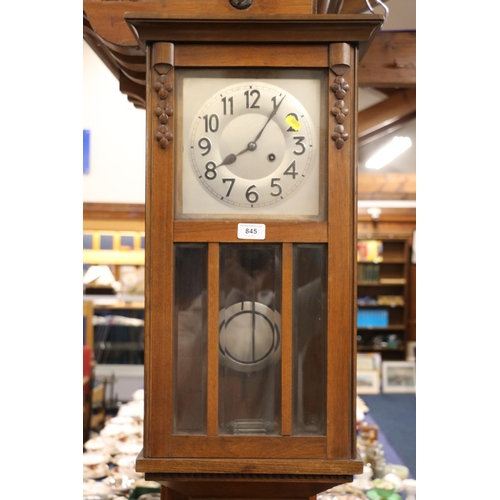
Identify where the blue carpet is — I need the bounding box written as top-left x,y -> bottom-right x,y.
361,394 -> 416,479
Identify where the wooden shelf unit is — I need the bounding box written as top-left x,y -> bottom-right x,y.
356,237 -> 411,360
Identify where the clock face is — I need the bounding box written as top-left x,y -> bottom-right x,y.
189,81 -> 314,209
178,71 -> 324,219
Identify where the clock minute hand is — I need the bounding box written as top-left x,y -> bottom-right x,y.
252,94 -> 286,143
215,95 -> 286,168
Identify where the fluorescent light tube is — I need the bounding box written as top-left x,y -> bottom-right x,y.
365,136 -> 412,170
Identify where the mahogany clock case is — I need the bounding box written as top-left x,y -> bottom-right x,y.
125,12 -> 384,497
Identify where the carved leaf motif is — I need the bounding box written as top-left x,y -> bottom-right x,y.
331,99 -> 349,124
154,72 -> 173,149
330,76 -> 349,99
332,124 -> 348,149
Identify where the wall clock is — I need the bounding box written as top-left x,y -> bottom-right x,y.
125,6 -> 383,500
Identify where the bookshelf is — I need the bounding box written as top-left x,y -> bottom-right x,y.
356,237 -> 410,360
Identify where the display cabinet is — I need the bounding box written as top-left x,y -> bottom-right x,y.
89,297 -> 145,365
356,236 -> 410,360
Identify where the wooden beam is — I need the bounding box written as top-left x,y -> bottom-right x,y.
83,0 -> 318,48
359,31 -> 415,88
358,88 -> 416,141
357,173 -> 416,199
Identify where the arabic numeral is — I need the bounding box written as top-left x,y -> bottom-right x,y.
221,96 -> 234,115
286,113 -> 299,132
293,136 -> 306,155
204,161 -> 217,180
203,114 -> 219,133
244,89 -> 261,109
245,185 -> 259,203
270,178 -> 282,197
222,178 -> 235,197
283,160 -> 298,179
198,137 -> 211,156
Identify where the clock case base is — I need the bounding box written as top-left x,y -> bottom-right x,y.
148,478 -> 352,498
137,453 -> 363,497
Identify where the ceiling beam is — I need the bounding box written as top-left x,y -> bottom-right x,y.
358,88 -> 416,144
359,31 -> 415,88
358,173 -> 416,200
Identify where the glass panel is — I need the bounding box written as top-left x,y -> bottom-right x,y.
218,244 -> 282,435
292,244 -> 327,435
173,244 -> 208,434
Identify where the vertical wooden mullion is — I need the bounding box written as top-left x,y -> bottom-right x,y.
327,42 -> 356,458
281,242 -> 293,435
207,242 -> 220,435
146,42 -> 175,457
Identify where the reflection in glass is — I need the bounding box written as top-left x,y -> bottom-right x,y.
218,244 -> 282,435
173,244 -> 208,434
292,244 -> 327,435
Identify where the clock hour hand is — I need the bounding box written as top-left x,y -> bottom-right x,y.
216,143 -> 256,168
216,153 -> 238,168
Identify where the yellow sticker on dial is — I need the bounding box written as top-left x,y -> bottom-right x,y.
285,114 -> 301,131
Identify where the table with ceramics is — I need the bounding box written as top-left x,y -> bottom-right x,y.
83,393 -> 416,500
83,389 -> 161,499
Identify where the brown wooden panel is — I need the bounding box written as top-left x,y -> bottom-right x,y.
150,478 -> 353,499
146,51 -> 175,458
136,454 -> 361,475
174,221 -> 328,242
171,436 -> 326,458
207,243 -> 220,436
281,243 -> 293,436
175,44 -> 328,68
326,43 -> 356,458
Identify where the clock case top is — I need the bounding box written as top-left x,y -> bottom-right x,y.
126,11 -> 383,496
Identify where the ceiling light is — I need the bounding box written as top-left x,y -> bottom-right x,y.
365,136 -> 412,170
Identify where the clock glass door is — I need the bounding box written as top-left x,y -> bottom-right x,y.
292,244 -> 327,435
219,243 -> 282,435
173,243 -> 208,435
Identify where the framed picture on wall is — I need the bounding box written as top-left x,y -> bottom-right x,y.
382,361 -> 416,393
357,352 -> 382,372
356,369 -> 380,394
